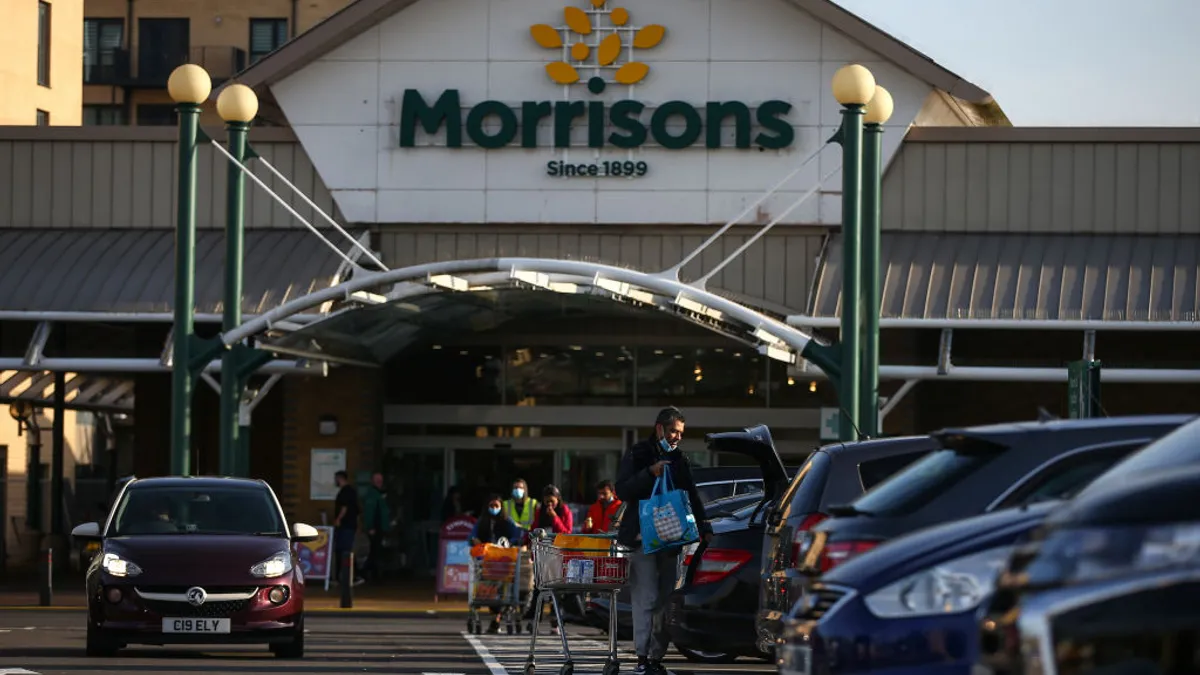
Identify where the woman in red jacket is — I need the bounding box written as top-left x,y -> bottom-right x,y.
534,484 -> 574,534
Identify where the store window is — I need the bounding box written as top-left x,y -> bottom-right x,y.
505,345 -> 635,406
636,346 -> 766,408
385,344 -> 503,405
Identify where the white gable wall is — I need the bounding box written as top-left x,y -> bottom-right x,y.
272,0 -> 933,224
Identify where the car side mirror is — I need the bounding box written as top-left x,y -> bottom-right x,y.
291,522 -> 320,542
72,522 -> 102,541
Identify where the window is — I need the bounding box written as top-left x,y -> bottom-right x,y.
83,104 -> 126,126
110,485 -> 285,536
857,451 -> 927,491
36,110 -> 49,126
991,442 -> 1144,511
249,18 -> 288,63
84,18 -> 124,83
852,436 -> 1007,517
1076,418 -> 1200,499
38,1 -> 51,86
136,103 -> 177,126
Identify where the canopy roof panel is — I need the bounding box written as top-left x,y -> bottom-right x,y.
811,232 -> 1200,322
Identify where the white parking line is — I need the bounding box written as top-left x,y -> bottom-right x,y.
462,633 -> 508,675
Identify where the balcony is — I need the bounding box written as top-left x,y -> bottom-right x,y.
133,46 -> 248,87
84,48 -> 132,85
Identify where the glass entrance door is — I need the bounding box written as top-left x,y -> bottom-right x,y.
453,449 -> 556,517
381,448 -> 445,576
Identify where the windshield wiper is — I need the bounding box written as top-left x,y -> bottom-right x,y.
827,503 -> 873,517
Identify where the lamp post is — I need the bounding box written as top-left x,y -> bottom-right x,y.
830,64 -> 876,441
861,85 -> 893,438
215,83 -> 259,477
167,64 -> 212,477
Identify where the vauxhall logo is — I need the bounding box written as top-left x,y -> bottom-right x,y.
398,0 -> 795,154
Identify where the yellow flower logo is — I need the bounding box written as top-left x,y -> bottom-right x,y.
530,0 -> 665,88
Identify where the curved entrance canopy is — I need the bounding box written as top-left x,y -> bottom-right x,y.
223,257 -> 820,367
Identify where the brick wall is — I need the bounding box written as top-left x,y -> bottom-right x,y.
279,366 -> 382,527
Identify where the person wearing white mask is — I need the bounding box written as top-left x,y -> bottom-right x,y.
615,407 -> 712,675
502,477 -> 539,534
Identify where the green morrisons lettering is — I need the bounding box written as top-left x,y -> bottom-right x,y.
398,89 -> 794,150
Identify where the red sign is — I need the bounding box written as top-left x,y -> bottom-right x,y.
436,516 -> 477,595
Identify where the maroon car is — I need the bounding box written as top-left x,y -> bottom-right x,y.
70,476 -> 319,658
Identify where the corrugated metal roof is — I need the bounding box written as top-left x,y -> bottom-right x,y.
0,370 -> 134,412
0,229 -> 353,314
810,232 -> 1200,321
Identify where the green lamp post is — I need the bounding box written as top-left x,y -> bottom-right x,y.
167,64 -> 212,477
861,85 -> 893,438
215,83 -> 259,477
829,64 -> 876,441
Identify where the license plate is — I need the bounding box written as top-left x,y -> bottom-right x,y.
162,618 -> 231,634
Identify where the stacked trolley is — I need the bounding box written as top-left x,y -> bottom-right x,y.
466,542 -> 527,635
524,529 -> 630,675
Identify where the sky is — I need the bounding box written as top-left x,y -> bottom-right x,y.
832,0 -> 1200,127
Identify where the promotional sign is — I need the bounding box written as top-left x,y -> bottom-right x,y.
292,525 -> 335,590
436,516 -> 478,595
398,0 -> 794,178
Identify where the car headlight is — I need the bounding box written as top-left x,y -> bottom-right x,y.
250,552 -> 294,578
101,552 -> 143,578
863,545 -> 1013,619
1022,521 -> 1200,588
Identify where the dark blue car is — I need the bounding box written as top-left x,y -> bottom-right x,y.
776,502 -> 1057,675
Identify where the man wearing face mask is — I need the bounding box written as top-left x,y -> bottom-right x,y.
502,478 -> 539,534
584,480 -> 623,534
616,407 -> 712,675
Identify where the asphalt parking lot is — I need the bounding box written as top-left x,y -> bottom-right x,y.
0,610 -> 774,675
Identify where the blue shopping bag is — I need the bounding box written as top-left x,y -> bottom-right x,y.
639,464 -> 700,554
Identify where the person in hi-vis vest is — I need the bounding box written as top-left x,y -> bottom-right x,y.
502,478 -> 539,535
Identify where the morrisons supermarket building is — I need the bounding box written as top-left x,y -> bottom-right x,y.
2,0 -> 1199,568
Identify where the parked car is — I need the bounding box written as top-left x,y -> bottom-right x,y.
978,416 -> 1200,675
694,465 -> 800,504
71,476 -> 320,658
796,415 -> 1191,579
666,425 -> 792,663
756,435 -> 939,653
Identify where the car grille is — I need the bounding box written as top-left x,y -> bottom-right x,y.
137,586 -> 258,595
141,598 -> 250,618
801,586 -> 848,620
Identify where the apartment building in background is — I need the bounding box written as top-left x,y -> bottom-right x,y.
0,0 -> 83,125
83,0 -> 350,126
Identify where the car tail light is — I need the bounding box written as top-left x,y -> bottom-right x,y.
691,548 -> 753,585
789,513 -> 829,565
819,540 -> 878,572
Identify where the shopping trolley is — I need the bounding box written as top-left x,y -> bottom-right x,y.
523,530 -> 630,675
466,542 -> 526,635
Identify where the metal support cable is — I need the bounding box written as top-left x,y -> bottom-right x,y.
667,142 -> 832,276
698,166 -> 840,285
252,157 -> 388,271
207,140 -> 360,270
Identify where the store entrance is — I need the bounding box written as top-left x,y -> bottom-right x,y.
454,449 -> 556,516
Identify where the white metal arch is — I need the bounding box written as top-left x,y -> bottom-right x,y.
222,257 -> 820,363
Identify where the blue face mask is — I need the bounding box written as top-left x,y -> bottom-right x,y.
488,506 -> 501,516
513,488 -> 525,499
659,437 -> 675,453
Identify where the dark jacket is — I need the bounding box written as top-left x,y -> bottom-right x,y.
614,437 -> 712,549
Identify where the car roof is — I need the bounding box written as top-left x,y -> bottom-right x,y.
123,476 -> 268,490
937,414 -> 1197,440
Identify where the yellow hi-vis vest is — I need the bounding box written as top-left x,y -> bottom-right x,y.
503,497 -> 539,530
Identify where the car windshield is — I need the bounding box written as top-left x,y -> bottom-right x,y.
110,485 -> 285,536
851,435 -> 1006,517
1074,417 -> 1200,499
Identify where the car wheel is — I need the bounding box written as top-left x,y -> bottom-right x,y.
273,617 -> 305,659
86,622 -> 119,657
675,645 -> 736,663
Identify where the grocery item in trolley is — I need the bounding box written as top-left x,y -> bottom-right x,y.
639,464 -> 700,554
